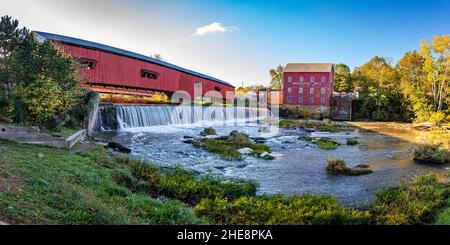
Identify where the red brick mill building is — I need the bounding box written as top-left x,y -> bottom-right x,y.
283,63 -> 335,118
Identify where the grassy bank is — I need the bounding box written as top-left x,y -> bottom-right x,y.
1,138 -> 450,225
0,139 -> 255,224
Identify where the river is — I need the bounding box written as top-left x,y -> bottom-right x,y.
94,105 -> 450,207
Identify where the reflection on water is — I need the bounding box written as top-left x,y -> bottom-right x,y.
94,122 -> 449,207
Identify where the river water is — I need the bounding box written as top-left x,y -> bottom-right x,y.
94,106 -> 450,206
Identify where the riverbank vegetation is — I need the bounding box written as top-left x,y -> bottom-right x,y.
0,16 -> 95,133
413,128 -> 450,164
2,139 -> 450,225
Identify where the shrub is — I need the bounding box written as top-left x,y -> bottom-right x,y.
326,158 -> 372,176
346,138 -> 359,145
192,131 -> 272,161
315,139 -> 339,150
200,127 -> 217,136
370,174 -> 450,224
195,194 -> 371,225
114,156 -> 258,205
413,144 -> 450,164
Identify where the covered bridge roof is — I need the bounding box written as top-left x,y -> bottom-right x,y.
284,63 -> 334,73
33,31 -> 234,88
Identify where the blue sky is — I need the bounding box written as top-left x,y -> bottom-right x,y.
1,0 -> 450,87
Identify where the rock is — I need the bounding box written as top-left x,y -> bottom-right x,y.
51,132 -> 63,138
252,137 -> 268,143
355,164 -> 371,169
37,153 -> 44,159
0,221 -> 9,225
238,148 -> 254,155
30,126 -> 40,133
107,141 -> 132,153
205,135 -> 218,139
94,142 -> 108,147
182,139 -> 194,144
183,136 -> 194,139
215,166 -> 226,170
305,127 -> 316,132
0,117 -> 13,124
236,163 -> 247,169
260,152 -> 269,158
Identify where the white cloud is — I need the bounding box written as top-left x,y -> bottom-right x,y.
191,22 -> 238,37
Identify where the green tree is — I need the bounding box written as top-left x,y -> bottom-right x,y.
0,15 -> 29,93
269,65 -> 284,90
334,63 -> 353,92
420,35 -> 450,113
397,51 -> 432,121
352,56 -> 408,121
151,53 -> 164,61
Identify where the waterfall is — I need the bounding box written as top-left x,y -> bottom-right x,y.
99,105 -> 271,130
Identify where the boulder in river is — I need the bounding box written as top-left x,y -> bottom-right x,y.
238,148 -> 254,155
107,141 -> 132,153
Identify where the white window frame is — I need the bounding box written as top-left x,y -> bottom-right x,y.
288,76 -> 292,83
310,97 -> 314,104
322,76 -> 326,83
321,97 -> 326,104
288,87 -> 292,94
310,76 -> 314,83
300,76 -> 304,83
299,87 -> 303,94
299,97 -> 303,103
310,88 -> 314,94
321,88 -> 326,94
287,96 -> 291,103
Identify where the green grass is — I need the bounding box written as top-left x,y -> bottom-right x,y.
195,194 -> 371,225
315,139 -> 339,150
346,138 -> 360,145
371,174 -> 450,225
192,131 -> 272,161
0,140 -> 206,224
435,199 -> 450,224
200,127 -> 217,136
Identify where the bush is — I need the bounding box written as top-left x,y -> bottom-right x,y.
413,144 -> 450,164
192,131 -> 272,161
371,174 -> 450,224
315,139 -> 339,150
115,156 -> 258,205
326,158 -> 372,176
200,127 -> 217,136
195,194 -> 371,225
346,138 -> 359,145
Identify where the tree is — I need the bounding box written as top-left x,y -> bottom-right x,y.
397,51 -> 431,121
269,65 -> 284,90
352,56 -> 407,121
334,63 -> 353,92
0,15 -> 29,93
420,35 -> 450,113
151,53 -> 164,61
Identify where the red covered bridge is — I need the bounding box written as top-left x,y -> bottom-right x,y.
34,31 -> 235,100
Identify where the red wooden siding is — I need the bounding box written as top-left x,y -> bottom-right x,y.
57,43 -> 234,99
